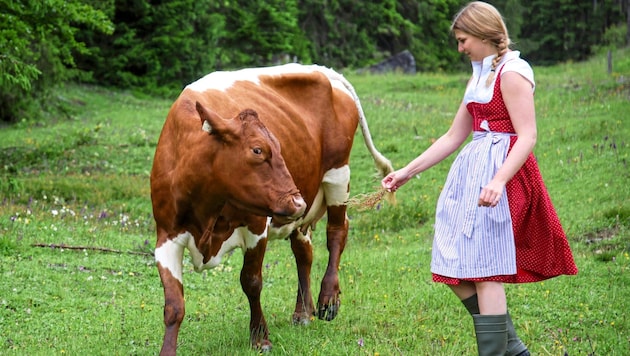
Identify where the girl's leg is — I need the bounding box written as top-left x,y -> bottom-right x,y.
475,281 -> 507,315
472,282 -> 508,355
459,291 -> 529,355
449,281 -> 528,355
448,280 -> 477,300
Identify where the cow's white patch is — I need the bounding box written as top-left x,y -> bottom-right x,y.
185,63 -> 352,97
275,165 -> 350,237
156,220 -> 317,285
322,165 -> 351,206
154,232 -> 190,284
303,187 -> 325,226
268,218 -> 300,240
188,224 -> 268,272
294,229 -> 312,244
155,221 -> 271,279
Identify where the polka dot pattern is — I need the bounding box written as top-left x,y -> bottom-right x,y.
434,65 -> 578,285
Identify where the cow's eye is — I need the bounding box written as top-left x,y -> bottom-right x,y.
252,147 -> 262,155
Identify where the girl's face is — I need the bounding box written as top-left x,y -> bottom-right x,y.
454,30 -> 496,62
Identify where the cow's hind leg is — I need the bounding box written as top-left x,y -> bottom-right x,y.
241,237 -> 272,351
290,229 -> 316,324
318,205 -> 347,321
154,233 -> 187,356
317,166 -> 350,321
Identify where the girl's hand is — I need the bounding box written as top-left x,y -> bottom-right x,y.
381,170 -> 410,192
478,179 -> 505,208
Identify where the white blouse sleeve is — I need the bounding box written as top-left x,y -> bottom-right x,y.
501,59 -> 535,92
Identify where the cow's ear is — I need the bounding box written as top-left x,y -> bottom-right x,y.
196,102 -> 226,135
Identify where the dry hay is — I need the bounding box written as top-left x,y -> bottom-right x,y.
347,188 -> 396,211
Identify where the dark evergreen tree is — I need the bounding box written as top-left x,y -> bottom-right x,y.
0,0 -> 113,122
4,0 -> 629,122
407,0 -> 468,71
75,0 -> 226,93
215,0 -> 311,68
519,0 -> 626,64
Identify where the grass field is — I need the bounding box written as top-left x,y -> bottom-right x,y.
1,48 -> 629,355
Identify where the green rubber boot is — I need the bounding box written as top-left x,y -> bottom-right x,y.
461,295 -> 529,356
473,314 -> 508,356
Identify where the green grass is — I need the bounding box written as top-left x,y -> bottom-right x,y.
1,48 -> 629,355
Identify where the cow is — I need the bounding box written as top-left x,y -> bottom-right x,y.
150,63 -> 393,355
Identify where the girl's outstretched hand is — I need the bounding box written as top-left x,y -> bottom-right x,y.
381,170 -> 412,193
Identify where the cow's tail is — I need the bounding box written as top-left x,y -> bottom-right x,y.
318,66 -> 396,205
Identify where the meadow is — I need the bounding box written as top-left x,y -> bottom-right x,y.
0,48 -> 628,355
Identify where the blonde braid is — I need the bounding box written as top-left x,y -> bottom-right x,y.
485,37 -> 509,87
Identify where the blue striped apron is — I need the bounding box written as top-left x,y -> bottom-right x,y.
430,120 -> 517,279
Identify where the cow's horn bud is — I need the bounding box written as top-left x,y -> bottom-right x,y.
202,120 -> 212,134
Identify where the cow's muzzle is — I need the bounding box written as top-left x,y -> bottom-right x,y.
273,194 -> 306,224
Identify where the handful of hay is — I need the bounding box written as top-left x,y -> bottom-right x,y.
347,188 -> 396,211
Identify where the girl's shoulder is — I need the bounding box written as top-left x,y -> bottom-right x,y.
500,53 -> 535,88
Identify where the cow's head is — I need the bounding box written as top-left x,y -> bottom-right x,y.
195,101 -> 306,223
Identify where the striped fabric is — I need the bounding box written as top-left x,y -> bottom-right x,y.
431,120 -> 517,279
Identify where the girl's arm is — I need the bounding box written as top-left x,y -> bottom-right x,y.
382,100 -> 473,192
478,71 -> 537,207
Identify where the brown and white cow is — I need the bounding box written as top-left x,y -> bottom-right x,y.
150,63 -> 393,355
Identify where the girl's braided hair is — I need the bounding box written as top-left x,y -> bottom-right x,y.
451,1 -> 512,87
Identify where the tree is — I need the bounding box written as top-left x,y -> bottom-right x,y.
75,0 -> 226,93
297,0 -> 379,68
75,0 -> 312,92
518,0 -> 626,64
216,0 -> 311,68
0,0 -> 113,122
407,0 -> 468,71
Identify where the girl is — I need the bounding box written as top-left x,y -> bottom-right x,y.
381,2 -> 578,355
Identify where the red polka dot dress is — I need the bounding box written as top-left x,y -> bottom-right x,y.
431,52 -> 578,285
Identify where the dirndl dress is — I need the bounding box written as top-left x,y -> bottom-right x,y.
431,65 -> 578,285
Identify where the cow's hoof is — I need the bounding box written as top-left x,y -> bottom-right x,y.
260,343 -> 272,353
292,312 -> 315,325
317,300 -> 340,321
253,340 -> 272,353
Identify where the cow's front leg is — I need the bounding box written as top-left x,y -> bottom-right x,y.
240,237 -> 271,351
154,233 -> 187,356
318,205 -> 347,321
290,230 -> 315,324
